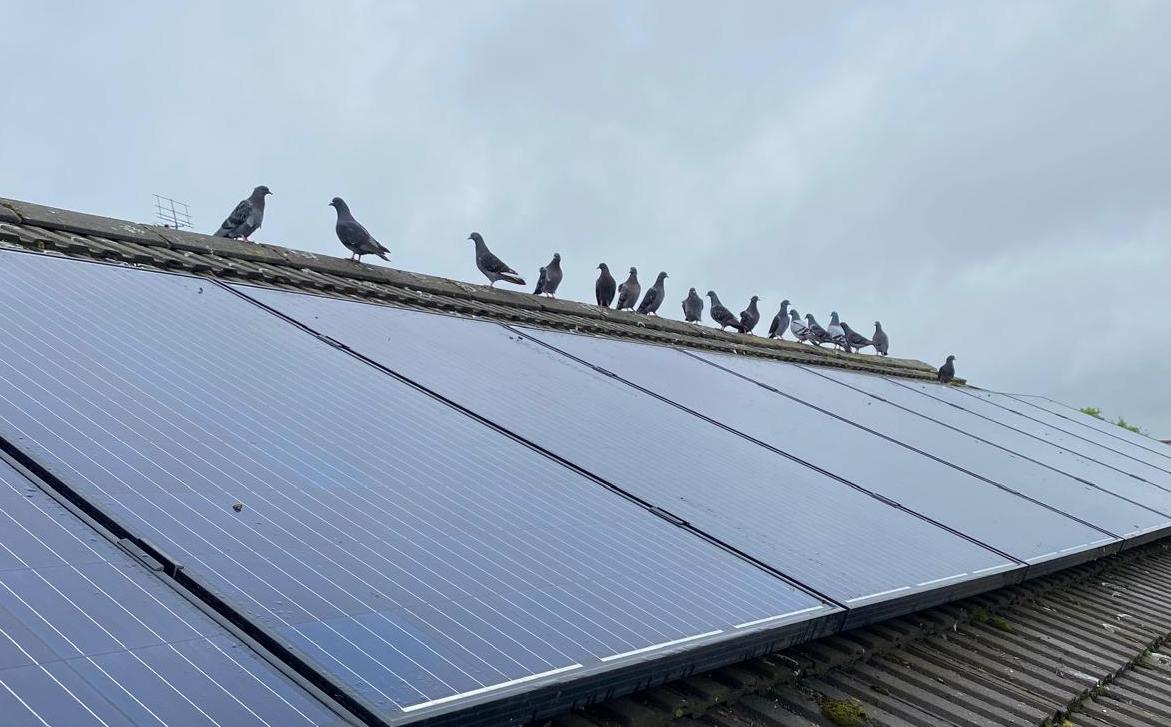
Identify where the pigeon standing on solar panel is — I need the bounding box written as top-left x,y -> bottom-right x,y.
329,198 -> 389,262
937,355 -> 956,384
615,267 -> 641,310
768,300 -> 790,339
707,291 -> 746,332
637,271 -> 668,315
790,308 -> 812,343
739,296 -> 762,334
872,321 -> 890,356
595,263 -> 616,307
682,288 -> 704,323
213,185 -> 271,241
533,253 -> 562,297
805,313 -> 831,346
469,232 -> 525,287
827,312 -> 850,352
841,321 -> 873,352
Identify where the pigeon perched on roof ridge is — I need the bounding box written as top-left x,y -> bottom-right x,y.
827,312 -> 850,352
707,291 -> 746,332
329,197 -> 389,263
805,313 -> 831,347
767,300 -> 790,339
682,287 -> 704,323
615,267 -> 641,310
840,321 -> 873,352
872,321 -> 890,356
213,185 -> 271,241
534,253 -> 562,297
533,267 -> 547,295
595,263 -> 616,307
637,271 -> 668,315
937,355 -> 956,384
469,232 -> 525,287
739,296 -> 761,335
789,308 -> 812,343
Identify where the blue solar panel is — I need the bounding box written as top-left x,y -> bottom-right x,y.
0,457 -> 346,727
0,252 -> 830,720
517,328 -> 1115,564
691,353 -> 1169,543
237,284 -> 1016,607
1009,395 -> 1171,466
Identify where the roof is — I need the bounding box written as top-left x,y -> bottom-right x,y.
0,196 -> 944,382
548,538 -> 1171,727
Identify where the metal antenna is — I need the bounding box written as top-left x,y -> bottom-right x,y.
153,194 -> 192,230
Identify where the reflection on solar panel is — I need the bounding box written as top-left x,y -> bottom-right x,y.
0,457 -> 346,727
238,284 -> 1016,608
962,390 -> 1171,477
0,252 -> 830,722
693,353 -> 1169,542
517,328 -> 1115,564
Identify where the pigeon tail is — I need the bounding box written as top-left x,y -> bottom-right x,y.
497,271 -> 526,285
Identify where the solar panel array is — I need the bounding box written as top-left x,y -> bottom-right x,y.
0,248 -> 1167,724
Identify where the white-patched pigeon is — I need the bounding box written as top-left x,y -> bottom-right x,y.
213,185 -> 271,241
682,288 -> 704,323
827,312 -> 849,352
596,263 -> 616,307
329,197 -> 389,262
707,291 -> 746,332
768,300 -> 790,339
616,268 -> 641,310
469,232 -> 525,287
637,271 -> 668,315
789,308 -> 812,342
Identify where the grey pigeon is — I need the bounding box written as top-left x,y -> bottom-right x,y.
739,296 -> 761,334
468,232 -> 525,287
789,308 -> 812,342
616,267 -> 641,310
329,198 -> 389,262
707,291 -> 746,332
595,263 -> 616,307
213,185 -> 271,241
637,271 -> 668,315
682,288 -> 704,322
805,314 -> 831,346
872,321 -> 890,356
937,355 -> 956,384
533,267 -> 547,295
841,321 -> 873,352
827,312 -> 850,352
768,300 -> 790,339
534,253 -> 562,297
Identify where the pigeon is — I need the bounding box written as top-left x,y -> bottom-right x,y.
739,296 -> 762,334
595,263 -> 616,307
805,314 -> 831,346
937,355 -> 956,384
534,253 -> 563,297
707,291 -> 746,332
468,232 -> 525,287
789,308 -> 812,342
213,185 -> 271,241
827,312 -> 850,352
872,321 -> 890,356
768,300 -> 790,339
637,272 -> 668,315
682,288 -> 704,323
329,198 -> 389,262
616,267 -> 641,310
841,321 -> 873,352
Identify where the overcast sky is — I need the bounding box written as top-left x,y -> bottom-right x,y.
1,2 -> 1168,436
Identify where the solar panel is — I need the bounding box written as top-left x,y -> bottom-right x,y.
237,284 -> 1016,608
516,328 -> 1116,564
866,376 -> 1171,499
690,353 -> 1169,543
0,456 -> 347,727
962,391 -> 1171,477
0,252 -> 830,722
1010,395 -> 1171,465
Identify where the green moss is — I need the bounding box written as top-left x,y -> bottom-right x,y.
820,697 -> 869,726
989,616 -> 1014,633
970,606 -> 991,624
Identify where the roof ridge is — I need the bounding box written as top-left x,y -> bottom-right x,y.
0,195 -> 946,381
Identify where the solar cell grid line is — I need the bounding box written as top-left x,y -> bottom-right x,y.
0,456 -> 351,727
0,252 -> 832,721
963,390 -> 1171,477
232,282 -> 1020,607
874,376 -> 1171,498
1011,395 -> 1171,464
512,327 -> 1116,564
684,351 -> 1170,545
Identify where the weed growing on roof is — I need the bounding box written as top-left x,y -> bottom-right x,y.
819,697 -> 870,726
989,615 -> 1014,633
970,606 -> 991,624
